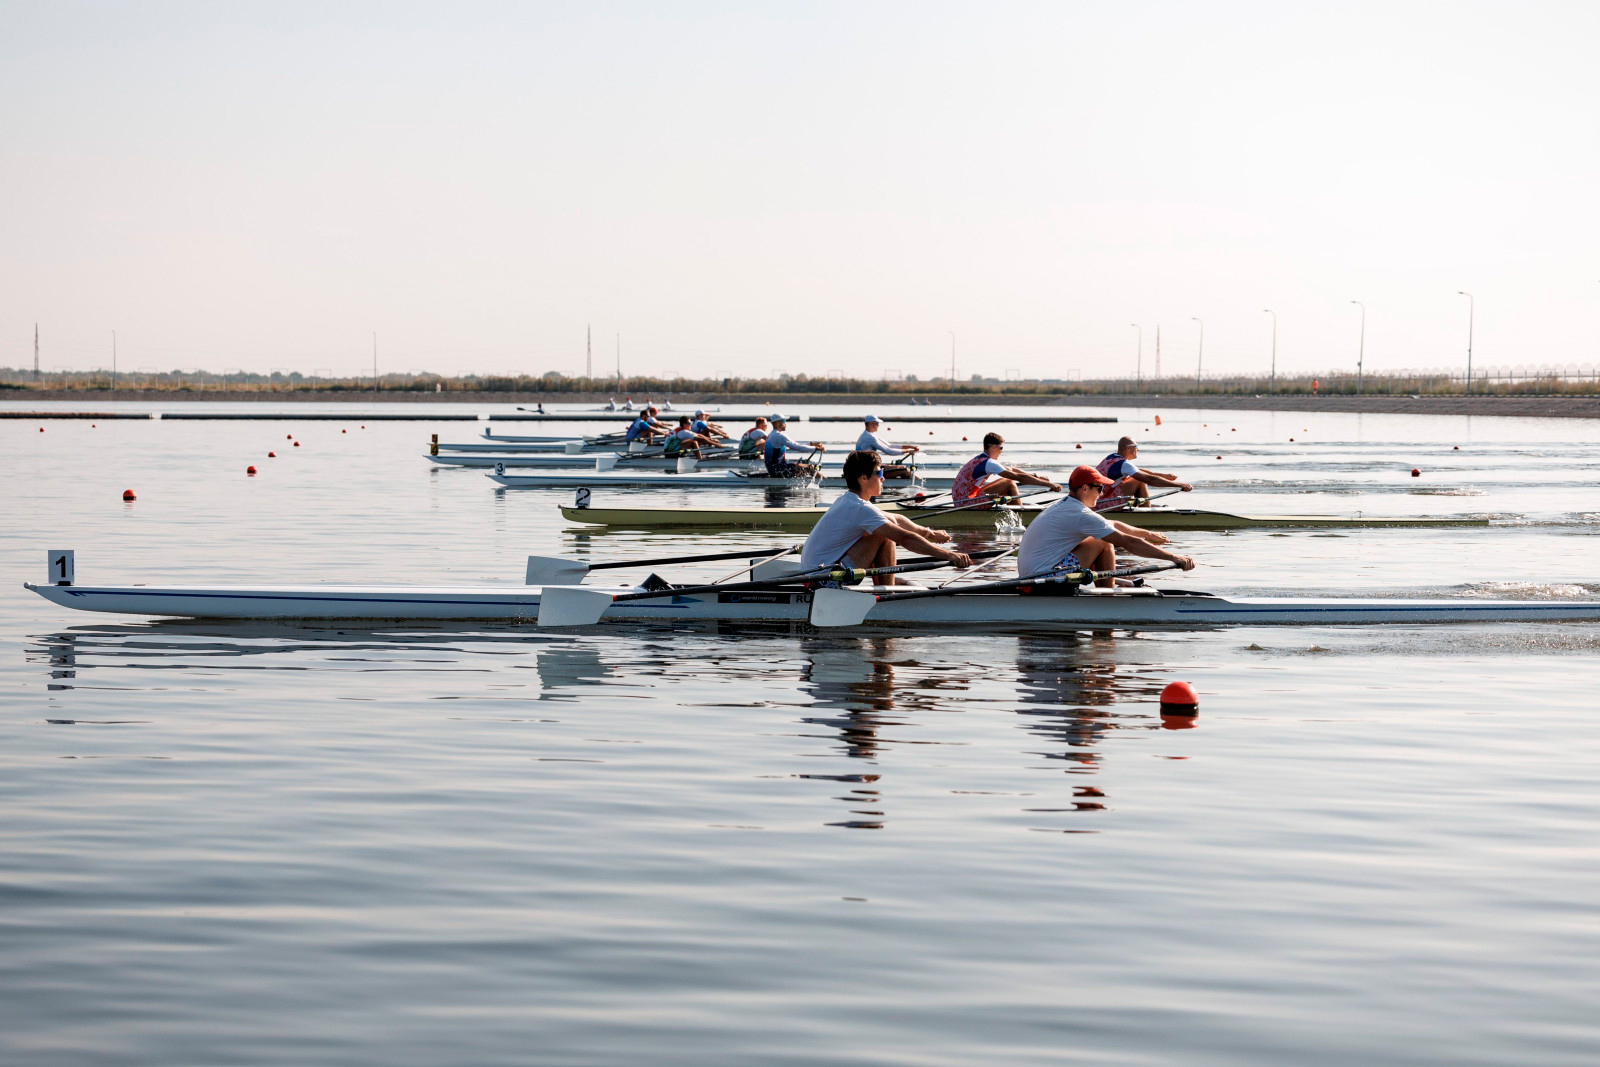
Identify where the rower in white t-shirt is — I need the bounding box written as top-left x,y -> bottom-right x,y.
801,451 -> 971,584
854,414 -> 919,479
1017,465 -> 1195,588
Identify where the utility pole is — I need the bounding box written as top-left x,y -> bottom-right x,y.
34,323 -> 40,381
1154,325 -> 1161,380
372,332 -> 379,392
616,333 -> 621,387
948,332 -> 956,386
1130,324 -> 1142,390
112,330 -> 117,392
1350,301 -> 1365,395
1457,291 -> 1474,394
1263,310 -> 1276,393
1191,317 -> 1204,387
586,324 -> 592,380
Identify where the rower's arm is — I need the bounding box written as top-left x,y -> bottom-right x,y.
1105,531 -> 1194,570
1108,519 -> 1169,545
1004,467 -> 1061,491
880,522 -> 970,565
1134,471 -> 1192,490
883,512 -> 953,543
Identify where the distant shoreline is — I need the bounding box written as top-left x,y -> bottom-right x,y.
3,389 -> 1597,419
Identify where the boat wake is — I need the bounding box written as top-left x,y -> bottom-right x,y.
1458,580 -> 1600,600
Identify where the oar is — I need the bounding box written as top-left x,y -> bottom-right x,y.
893,489 -> 1053,519
525,545 -> 800,586
537,550 -> 1008,627
809,561 -> 1183,628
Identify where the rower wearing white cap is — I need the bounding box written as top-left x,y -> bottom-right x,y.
856,414 -> 920,480
763,415 -> 826,478
691,409 -> 730,444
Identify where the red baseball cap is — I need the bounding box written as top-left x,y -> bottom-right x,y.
1068,464 -> 1115,490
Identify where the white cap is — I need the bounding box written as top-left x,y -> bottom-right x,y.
769,413 -> 787,422
863,414 -> 879,423
694,409 -> 706,417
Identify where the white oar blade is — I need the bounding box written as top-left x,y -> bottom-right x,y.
563,440 -> 584,454
525,556 -> 590,586
809,587 -> 878,628
537,586 -> 616,627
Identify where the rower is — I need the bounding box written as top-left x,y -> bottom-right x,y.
605,398 -> 617,411
624,407 -> 666,445
951,433 -> 1061,502
1017,465 -> 1194,589
739,417 -> 770,459
622,397 -> 635,411
665,415 -> 717,457
1096,436 -> 1192,506
856,414 -> 919,479
763,415 -> 826,478
800,451 -> 971,585
692,409 -> 730,443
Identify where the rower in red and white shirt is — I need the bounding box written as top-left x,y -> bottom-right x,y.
1095,436 -> 1192,506
950,433 -> 1061,502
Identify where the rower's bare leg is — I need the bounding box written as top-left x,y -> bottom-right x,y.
844,531 -> 898,583
983,478 -> 1020,501
1074,537 -> 1118,588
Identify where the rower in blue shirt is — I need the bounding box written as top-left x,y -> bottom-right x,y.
624,406 -> 667,444
763,415 -> 826,478
691,409 -> 730,444
855,414 -> 919,479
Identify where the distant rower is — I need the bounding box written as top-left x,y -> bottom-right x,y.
855,414 -> 919,479
801,452 -> 971,585
1018,465 -> 1194,588
1097,437 -> 1192,506
764,415 -> 826,478
739,417 -> 770,459
951,433 -> 1061,501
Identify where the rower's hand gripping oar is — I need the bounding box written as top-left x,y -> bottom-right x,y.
808,560 -> 1183,628
536,551 -> 1005,627
525,545 -> 800,586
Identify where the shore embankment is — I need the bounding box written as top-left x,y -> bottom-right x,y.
3,389 -> 1597,418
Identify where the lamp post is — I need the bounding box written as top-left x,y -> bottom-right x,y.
1262,310 -> 1276,393
1130,324 -> 1142,390
948,332 -> 956,386
1350,301 -> 1365,394
1191,317 -> 1204,388
111,330 -> 117,393
1457,291 -> 1474,394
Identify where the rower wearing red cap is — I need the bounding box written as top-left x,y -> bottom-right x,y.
1017,465 -> 1195,588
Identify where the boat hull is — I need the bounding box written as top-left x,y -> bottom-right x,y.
26,582 -> 1600,626
492,471 -> 955,489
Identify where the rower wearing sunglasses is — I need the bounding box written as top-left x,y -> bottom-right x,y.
800,452 -> 972,585
950,432 -> 1061,502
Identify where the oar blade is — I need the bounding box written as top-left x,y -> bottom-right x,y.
809,587 -> 878,628
525,556 -> 590,586
537,586 -> 616,627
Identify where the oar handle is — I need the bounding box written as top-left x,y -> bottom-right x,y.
864,561 -> 1181,606
607,549 -> 1006,604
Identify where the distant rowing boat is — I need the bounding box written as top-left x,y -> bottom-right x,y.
490,468 -> 959,489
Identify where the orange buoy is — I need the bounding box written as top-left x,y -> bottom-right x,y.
1160,680 -> 1198,715
122,489 -> 136,501
1154,415 -> 1161,426
914,492 -> 926,500
247,465 -> 257,475
1411,468 -> 1420,477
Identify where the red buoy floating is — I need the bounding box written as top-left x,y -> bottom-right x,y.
1216,455 -> 1223,460
247,465 -> 257,475
1452,445 -> 1460,450
268,451 -> 276,458
122,489 -> 136,501
286,434 -> 293,440
962,436 -> 968,441
39,427 -> 44,432
1075,443 -> 1083,449
293,441 -> 300,447
1160,680 -> 1199,717
1411,468 -> 1421,477
342,429 -> 347,433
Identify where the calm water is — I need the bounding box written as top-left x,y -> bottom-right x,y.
3,402 -> 1599,1065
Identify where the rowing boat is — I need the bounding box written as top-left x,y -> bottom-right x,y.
490,469 -> 958,489
556,499 -> 1493,530
26,575 -> 1599,626
430,452 -> 760,470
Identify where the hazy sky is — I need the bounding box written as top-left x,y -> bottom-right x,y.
3,1 -> 1598,381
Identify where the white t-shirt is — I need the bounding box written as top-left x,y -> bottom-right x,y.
801,493 -> 890,569
671,428 -> 697,442
1017,497 -> 1116,576
855,430 -> 898,455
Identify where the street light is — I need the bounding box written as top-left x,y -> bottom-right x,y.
1262,310 -> 1276,393
1130,324 -> 1142,390
1350,300 -> 1365,395
948,331 -> 956,385
1191,317 -> 1204,387
1457,292 -> 1474,394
